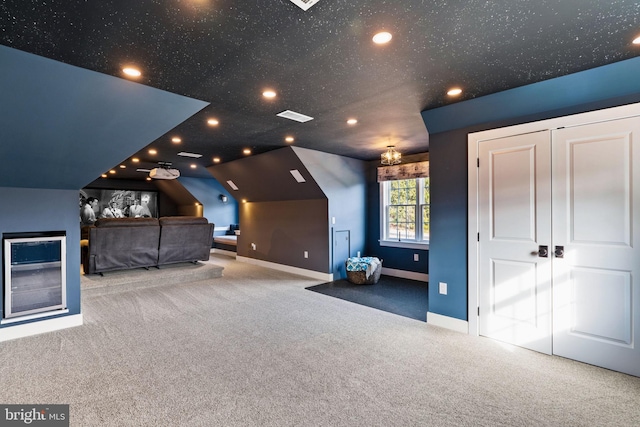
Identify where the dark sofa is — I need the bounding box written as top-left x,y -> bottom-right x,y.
158,216 -> 214,265
82,216 -> 214,274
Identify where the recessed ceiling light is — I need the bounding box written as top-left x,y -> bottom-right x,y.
190,164 -> 197,169
119,165 -> 126,169
347,118 -> 358,125
227,180 -> 239,190
633,36 -> 640,45
146,177 -> 151,181
109,169 -> 116,174
243,148 -> 252,155
447,87 -> 463,96
122,67 -> 141,78
213,157 -> 221,163
263,90 -> 277,98
148,149 -> 157,155
285,136 -> 295,143
171,137 -> 181,143
207,118 -> 219,126
101,174 -> 107,178
132,158 -> 140,163
372,32 -> 392,44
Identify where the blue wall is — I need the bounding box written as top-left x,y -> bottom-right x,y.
178,176 -> 238,234
427,130 -> 469,320
0,187 -> 81,326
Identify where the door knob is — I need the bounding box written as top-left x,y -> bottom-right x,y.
554,246 -> 564,258
537,245 -> 548,258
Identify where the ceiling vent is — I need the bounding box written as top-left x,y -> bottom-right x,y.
289,0 -> 320,11
277,110 -> 314,123
177,151 -> 202,158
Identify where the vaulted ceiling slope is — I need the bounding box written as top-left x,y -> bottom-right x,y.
0,46 -> 207,189
1,1 -> 639,181
207,147 -> 325,203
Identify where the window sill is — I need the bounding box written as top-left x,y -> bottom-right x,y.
379,240 -> 429,250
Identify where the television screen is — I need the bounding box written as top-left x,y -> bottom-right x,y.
80,189 -> 158,225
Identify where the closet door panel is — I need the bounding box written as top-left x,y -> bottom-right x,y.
552,117 -> 640,377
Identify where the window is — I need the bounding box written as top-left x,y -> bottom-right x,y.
380,177 -> 429,248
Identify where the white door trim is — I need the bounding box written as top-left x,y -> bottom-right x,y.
468,102 -> 640,337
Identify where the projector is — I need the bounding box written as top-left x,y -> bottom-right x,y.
149,167 -> 180,180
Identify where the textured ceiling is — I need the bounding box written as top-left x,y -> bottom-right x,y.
1,0 -> 639,180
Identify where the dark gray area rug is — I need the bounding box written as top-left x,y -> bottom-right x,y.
306,275 -> 428,321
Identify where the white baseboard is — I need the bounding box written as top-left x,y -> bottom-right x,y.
427,312 -> 469,334
236,256 -> 333,282
0,314 -> 83,342
381,267 -> 428,282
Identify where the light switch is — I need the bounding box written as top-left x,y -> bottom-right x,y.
439,282 -> 448,295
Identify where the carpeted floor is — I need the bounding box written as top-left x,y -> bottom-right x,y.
1,254 -> 639,426
306,275 -> 428,321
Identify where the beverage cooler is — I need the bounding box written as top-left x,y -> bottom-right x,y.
3,233 -> 67,321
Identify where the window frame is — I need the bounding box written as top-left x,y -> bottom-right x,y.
379,177 -> 430,250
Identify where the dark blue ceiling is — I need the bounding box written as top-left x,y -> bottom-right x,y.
1,0 -> 639,181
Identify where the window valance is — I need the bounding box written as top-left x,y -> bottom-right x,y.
377,161 -> 429,182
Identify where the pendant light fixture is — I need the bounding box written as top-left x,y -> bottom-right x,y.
381,145 -> 401,165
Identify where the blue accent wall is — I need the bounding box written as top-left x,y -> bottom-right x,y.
178,177 -> 239,234
427,130 -> 469,320
0,187 -> 81,326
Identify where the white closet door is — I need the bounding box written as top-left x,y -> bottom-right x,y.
478,131 -> 552,354
552,117 -> 640,377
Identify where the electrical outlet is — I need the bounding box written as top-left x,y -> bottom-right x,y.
439,282 -> 448,295
251,243 -> 256,251
413,253 -> 419,261
304,251 -> 308,258
357,251 -> 361,257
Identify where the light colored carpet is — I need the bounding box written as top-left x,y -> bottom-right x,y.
1,254 -> 639,426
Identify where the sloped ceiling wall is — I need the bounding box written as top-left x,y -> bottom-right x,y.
0,46 -> 208,189
207,147 -> 326,202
